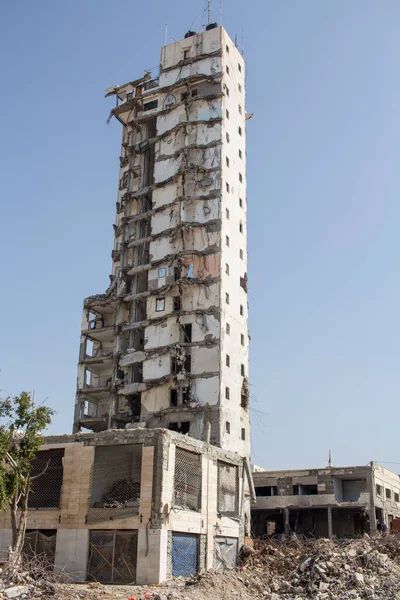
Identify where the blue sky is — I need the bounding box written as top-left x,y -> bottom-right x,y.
1,0 -> 399,470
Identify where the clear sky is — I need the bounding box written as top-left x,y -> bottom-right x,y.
1,0 -> 399,471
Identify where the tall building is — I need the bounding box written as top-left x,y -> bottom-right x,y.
73,24 -> 250,456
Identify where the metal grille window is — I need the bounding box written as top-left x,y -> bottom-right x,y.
217,461 -> 239,517
88,444 -> 142,523
28,449 -> 64,508
172,533 -> 198,577
174,448 -> 201,511
23,530 -> 57,565
88,530 -> 137,584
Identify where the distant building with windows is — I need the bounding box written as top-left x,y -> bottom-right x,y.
251,462 -> 400,538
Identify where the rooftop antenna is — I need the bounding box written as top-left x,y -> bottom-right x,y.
220,0 -> 222,25
164,24 -> 168,46
207,0 -> 211,24
241,25 -> 244,56
328,450 -> 332,468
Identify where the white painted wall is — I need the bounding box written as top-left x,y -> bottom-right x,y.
218,30 -> 250,455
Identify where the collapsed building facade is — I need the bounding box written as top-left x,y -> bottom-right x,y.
73,24 -> 250,457
251,462 -> 400,538
0,429 -> 252,583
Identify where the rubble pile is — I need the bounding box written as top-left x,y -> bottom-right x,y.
238,536 -> 400,599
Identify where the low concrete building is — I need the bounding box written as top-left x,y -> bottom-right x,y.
0,429 -> 251,583
251,462 -> 400,538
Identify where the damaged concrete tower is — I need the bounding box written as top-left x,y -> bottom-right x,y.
74,24 -> 250,456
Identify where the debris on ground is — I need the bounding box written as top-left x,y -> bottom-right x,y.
3,535 -> 400,600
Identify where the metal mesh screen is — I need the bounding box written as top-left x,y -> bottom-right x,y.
171,532 -> 198,577
28,449 -> 64,508
217,461 -> 239,517
87,444 -> 142,523
87,530 -> 137,584
174,447 -> 201,511
23,530 -> 57,565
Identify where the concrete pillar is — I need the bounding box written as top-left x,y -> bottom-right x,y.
139,446 -> 154,519
54,529 -> 89,581
327,506 -> 333,539
283,508 -> 290,534
136,528 -> 168,585
0,529 -> 12,560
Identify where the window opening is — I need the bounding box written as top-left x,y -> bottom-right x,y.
174,448 -> 201,511
156,298 -> 165,312
143,100 -> 158,111
180,323 -> 192,343
217,461 -> 239,517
